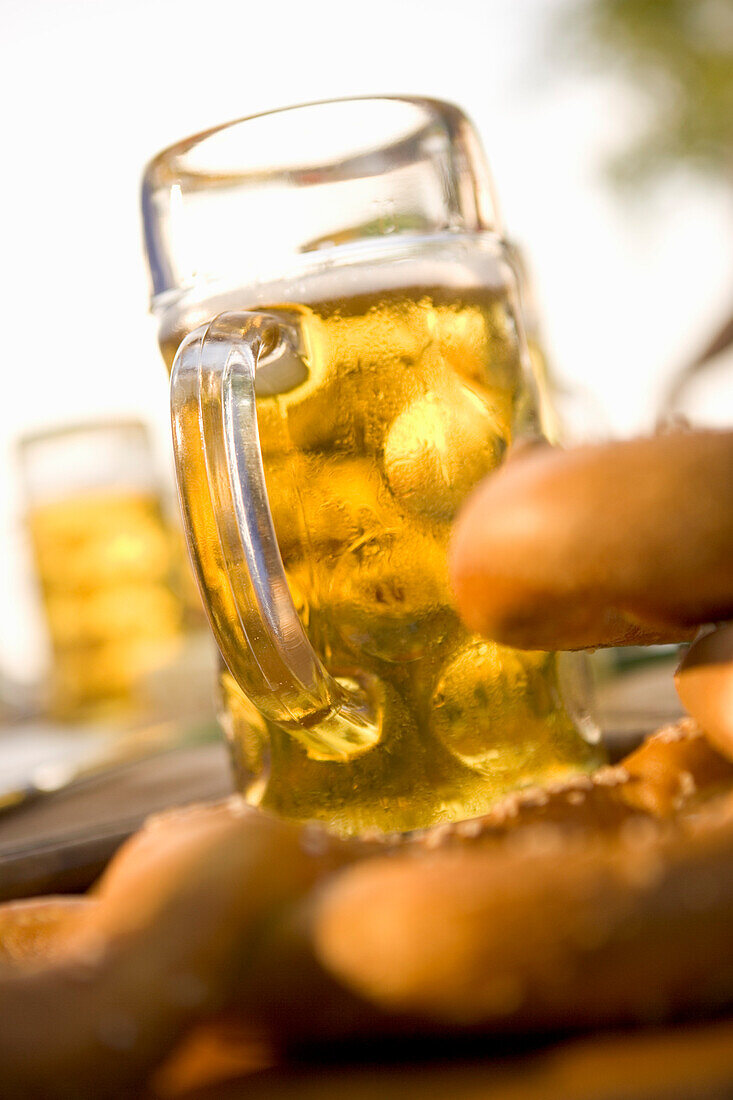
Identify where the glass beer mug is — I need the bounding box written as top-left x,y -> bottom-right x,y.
143,97 -> 602,834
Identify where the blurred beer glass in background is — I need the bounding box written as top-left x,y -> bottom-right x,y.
0,665 -> 33,724
19,420 -> 188,724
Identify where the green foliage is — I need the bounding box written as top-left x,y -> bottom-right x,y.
556,0 -> 733,184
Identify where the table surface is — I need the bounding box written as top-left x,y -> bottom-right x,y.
0,655 -> 684,900
153,1014 -> 733,1099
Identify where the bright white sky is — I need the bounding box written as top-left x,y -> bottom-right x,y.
1,0 -> 732,679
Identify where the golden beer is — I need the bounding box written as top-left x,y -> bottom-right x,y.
27,486 -> 184,721
160,272 -> 602,833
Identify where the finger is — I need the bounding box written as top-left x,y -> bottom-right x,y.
449,430 -> 733,650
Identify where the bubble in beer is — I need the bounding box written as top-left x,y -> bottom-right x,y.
282,299 -> 445,453
266,454 -> 392,563
303,457 -> 391,550
383,382 -> 507,521
263,454 -> 306,559
433,299 -> 522,412
430,641 -> 561,772
327,531 -> 452,662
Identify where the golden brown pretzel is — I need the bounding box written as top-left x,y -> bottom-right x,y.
2,722 -> 733,1096
676,622 -> 733,761
449,430 -> 733,650
236,721 -> 733,1043
0,805 -> 348,1097
311,791 -> 733,1033
0,897 -> 92,968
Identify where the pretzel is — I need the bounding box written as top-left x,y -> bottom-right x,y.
0,805 -> 349,1097
236,721 -> 733,1042
2,721 -> 733,1096
311,787 -> 733,1034
676,622 -> 733,762
0,897 -> 92,969
449,430 -> 733,650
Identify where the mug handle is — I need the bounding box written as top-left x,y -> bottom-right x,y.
170,311 -> 378,760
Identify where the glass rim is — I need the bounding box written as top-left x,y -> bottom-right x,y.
17,417 -> 152,452
142,93 -> 501,306
144,94 -> 474,174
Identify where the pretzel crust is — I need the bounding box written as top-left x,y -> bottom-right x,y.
449,431 -> 733,650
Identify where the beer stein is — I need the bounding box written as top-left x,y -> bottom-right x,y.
143,97 -> 602,833
20,420 -> 185,721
